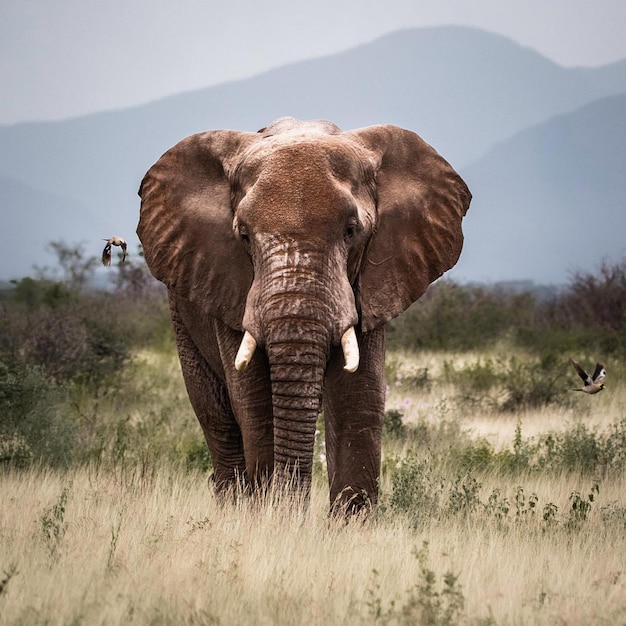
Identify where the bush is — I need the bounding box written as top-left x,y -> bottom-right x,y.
443,354 -> 570,412
383,409 -> 626,481
0,359 -> 76,467
387,280 -> 537,352
2,297 -> 131,389
364,542 -> 466,625
383,409 -> 406,439
534,419 -> 626,476
387,257 -> 626,357
559,258 -> 626,355
498,354 -> 570,412
385,453 -> 444,524
0,242 -> 173,470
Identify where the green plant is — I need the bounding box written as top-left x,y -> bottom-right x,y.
557,425 -> 601,474
0,359 -> 75,467
448,473 -> 481,515
383,409 -> 406,439
40,486 -> 71,562
514,487 -> 538,518
401,542 -> 465,626
567,484 -> 599,528
602,418 -> 626,471
559,257 -> 626,355
499,354 -> 569,412
444,358 -> 500,394
387,280 -> 536,352
444,355 -> 569,413
599,501 -> 626,526
542,502 -> 559,527
510,419 -> 531,471
7,276 -> 77,310
484,488 -> 511,521
386,453 -> 443,524
364,568 -> 396,623
384,257 -> 626,357
363,543 -> 466,626
458,440 -> 497,472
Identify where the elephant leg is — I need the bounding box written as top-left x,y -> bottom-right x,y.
323,326 -> 386,515
169,298 -> 246,497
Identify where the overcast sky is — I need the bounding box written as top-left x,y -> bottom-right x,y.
2,0 -> 626,125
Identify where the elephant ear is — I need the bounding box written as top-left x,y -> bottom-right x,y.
137,130 -> 256,330
350,125 -> 472,332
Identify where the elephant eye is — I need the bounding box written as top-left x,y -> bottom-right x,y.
344,217 -> 360,242
237,222 -> 250,245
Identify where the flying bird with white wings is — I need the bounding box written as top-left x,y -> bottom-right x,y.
102,236 -> 127,266
570,359 -> 606,394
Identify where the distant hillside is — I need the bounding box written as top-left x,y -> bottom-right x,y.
454,94 -> 626,284
1,26 -> 625,280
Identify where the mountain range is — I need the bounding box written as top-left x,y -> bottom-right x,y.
1,26 -> 625,283
455,93 -> 626,283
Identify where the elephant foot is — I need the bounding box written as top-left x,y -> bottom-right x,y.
329,486 -> 375,519
209,469 -> 250,505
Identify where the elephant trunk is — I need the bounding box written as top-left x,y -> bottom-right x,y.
265,318 -> 329,494
241,236 -> 359,494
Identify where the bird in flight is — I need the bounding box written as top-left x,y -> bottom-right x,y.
570,359 -> 606,394
102,236 -> 127,266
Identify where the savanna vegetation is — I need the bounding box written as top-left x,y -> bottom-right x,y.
1,243 -> 625,625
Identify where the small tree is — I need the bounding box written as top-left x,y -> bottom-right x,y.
557,257 -> 626,354
108,245 -> 158,297
38,241 -> 100,290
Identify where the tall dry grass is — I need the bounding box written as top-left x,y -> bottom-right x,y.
2,346 -> 626,624
1,461 -> 625,625
4,259 -> 626,623
385,347 -> 626,447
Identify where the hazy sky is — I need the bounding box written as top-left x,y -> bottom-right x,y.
2,0 -> 626,124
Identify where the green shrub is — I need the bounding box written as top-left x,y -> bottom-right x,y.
0,251 -> 172,470
499,354 -> 570,412
534,419 -> 626,476
443,359 -> 501,411
401,542 -> 466,626
387,257 -> 626,357
364,543 -> 466,625
445,355 -> 570,413
40,485 -> 71,562
388,280 -> 536,352
385,453 -> 444,524
448,473 -> 481,515
383,409 -> 406,439
7,276 -> 77,309
0,359 -> 76,467
559,258 -> 626,356
443,359 -> 499,394
566,484 -> 599,528
392,415 -> 626,480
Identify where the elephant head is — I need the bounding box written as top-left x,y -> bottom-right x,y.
138,118 -> 470,502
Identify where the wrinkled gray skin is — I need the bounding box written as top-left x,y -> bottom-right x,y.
138,118 -> 471,515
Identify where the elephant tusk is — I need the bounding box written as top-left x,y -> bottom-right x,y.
341,326 -> 360,373
235,331 -> 257,372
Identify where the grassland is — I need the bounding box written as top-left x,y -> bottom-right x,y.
2,257 -> 626,624
2,345 -> 626,625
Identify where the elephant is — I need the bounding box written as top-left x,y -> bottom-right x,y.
137,117 -> 471,514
